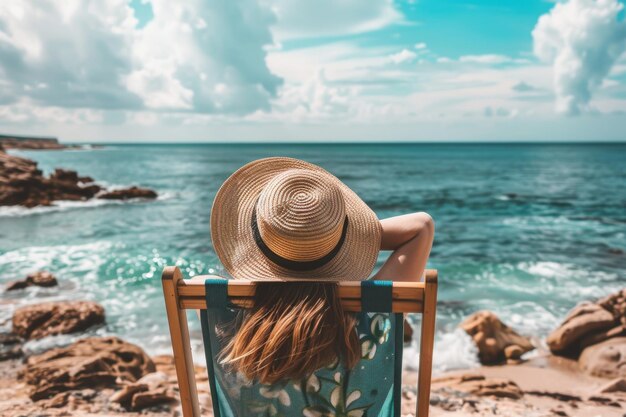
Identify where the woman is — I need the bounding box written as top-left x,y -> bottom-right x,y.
211,157 -> 434,385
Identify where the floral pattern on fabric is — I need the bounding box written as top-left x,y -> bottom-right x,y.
205,311 -> 399,417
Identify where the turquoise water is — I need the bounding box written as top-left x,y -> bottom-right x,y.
1,144 -> 625,370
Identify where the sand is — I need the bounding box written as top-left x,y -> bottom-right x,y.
1,351 -> 624,417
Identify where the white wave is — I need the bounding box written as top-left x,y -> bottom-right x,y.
0,199 -> 121,217
22,334 -> 82,356
0,241 -> 112,284
522,261 -> 569,278
404,328 -> 480,374
501,215 -> 573,226
0,190 -> 172,218
22,326 -> 110,356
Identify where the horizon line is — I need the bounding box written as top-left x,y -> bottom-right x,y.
75,139 -> 626,145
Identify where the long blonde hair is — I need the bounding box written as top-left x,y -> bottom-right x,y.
220,282 -> 360,385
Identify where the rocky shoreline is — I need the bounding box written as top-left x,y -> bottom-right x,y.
0,138 -> 156,207
0,134 -> 81,151
1,271 -> 625,416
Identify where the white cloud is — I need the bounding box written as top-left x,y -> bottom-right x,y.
0,1 -> 139,109
126,0 -> 281,114
415,42 -> 427,50
254,68 -> 356,123
532,0 -> 626,115
512,81 -> 536,92
458,54 -> 521,64
0,100 -> 104,125
263,38 -> 563,125
389,49 -> 417,64
0,0 -> 281,114
484,106 -> 518,118
269,0 -> 401,39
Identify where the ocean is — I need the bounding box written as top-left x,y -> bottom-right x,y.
1,143 -> 625,372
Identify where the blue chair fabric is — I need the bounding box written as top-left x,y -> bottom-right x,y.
200,279 -> 404,417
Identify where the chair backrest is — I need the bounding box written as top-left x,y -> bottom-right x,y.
162,267 -> 438,417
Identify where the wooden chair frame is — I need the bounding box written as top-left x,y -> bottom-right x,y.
162,266 -> 438,417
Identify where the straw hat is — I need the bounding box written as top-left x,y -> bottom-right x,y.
210,157 -> 381,281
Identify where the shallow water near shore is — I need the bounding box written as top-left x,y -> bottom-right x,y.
1,143 -> 625,371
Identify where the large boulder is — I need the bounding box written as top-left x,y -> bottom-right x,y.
547,303 -> 615,354
21,336 -> 155,401
547,289 -> 626,356
579,337 -> 626,379
5,271 -> 58,291
98,186 -> 157,200
460,311 -> 534,364
12,301 -> 105,340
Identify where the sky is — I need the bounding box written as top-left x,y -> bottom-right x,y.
0,0 -> 626,142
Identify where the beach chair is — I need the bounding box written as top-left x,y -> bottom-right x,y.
162,266 -> 438,417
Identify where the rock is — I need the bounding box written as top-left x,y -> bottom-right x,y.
460,311 -> 534,364
110,383 -> 149,408
433,373 -> 524,400
525,390 -> 582,402
12,301 -> 105,340
598,378 -> 626,393
0,333 -> 23,361
111,372 -> 176,410
132,389 -> 177,410
21,336 -> 155,401
579,337 -> 626,378
43,391 -> 71,408
6,271 -> 58,291
0,150 -> 102,207
0,135 -> 72,150
35,387 -> 102,411
579,325 -> 626,351
137,371 -> 169,389
588,395 -> 621,408
549,407 -> 569,416
598,289 -> 626,327
1,147 -> 154,208
504,344 -> 525,360
5,280 -> 29,291
547,303 -> 616,355
50,168 -> 79,183
98,186 -> 157,200
26,271 -> 58,287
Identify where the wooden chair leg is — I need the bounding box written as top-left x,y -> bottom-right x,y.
417,272 -> 438,417
162,266 -> 201,417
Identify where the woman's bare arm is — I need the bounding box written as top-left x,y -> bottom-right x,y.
373,212 -> 434,282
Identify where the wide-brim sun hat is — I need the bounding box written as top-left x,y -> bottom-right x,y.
211,157 -> 381,281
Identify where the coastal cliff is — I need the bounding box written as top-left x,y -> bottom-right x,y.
0,134 -> 77,150
0,138 -> 157,207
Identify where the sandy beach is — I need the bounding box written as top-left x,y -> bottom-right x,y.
2,349 -> 625,416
